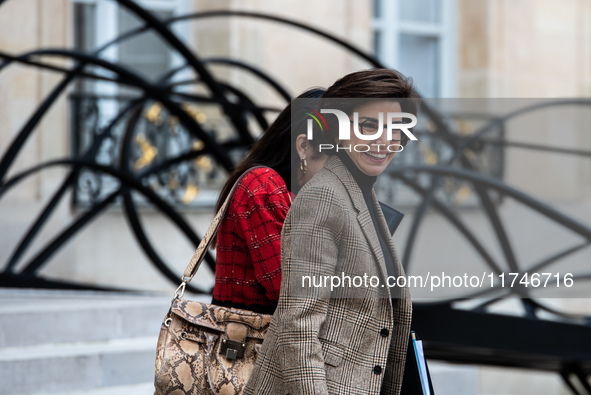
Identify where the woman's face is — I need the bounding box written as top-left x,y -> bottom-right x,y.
342,101 -> 402,177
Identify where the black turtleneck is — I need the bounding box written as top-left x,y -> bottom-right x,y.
336,151 -> 397,279
335,150 -> 377,193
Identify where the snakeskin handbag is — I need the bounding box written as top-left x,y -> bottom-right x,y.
154,167 -> 272,395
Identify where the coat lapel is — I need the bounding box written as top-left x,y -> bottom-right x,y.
370,191 -> 405,278
323,156 -> 391,287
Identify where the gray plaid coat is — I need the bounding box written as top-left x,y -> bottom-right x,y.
244,155 -> 412,395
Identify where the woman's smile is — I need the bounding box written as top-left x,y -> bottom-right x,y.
363,150 -> 389,161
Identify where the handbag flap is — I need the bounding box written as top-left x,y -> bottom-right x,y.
171,299 -> 272,339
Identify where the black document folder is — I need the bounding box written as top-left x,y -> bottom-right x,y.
379,201 -> 404,235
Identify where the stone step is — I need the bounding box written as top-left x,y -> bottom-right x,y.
31,382 -> 154,395
0,289 -> 209,348
0,289 -> 211,395
0,336 -> 156,395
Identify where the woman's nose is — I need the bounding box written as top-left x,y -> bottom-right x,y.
375,129 -> 390,145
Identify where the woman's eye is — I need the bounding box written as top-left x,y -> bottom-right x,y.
362,121 -> 379,132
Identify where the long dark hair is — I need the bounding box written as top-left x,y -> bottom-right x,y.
214,88 -> 324,213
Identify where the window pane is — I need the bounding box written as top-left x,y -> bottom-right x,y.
117,8 -> 172,85
74,3 -> 96,52
399,0 -> 441,23
398,34 -> 439,97
73,3 -> 96,92
373,0 -> 382,18
373,31 -> 382,58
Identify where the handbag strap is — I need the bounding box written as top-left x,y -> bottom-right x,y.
174,166 -> 267,298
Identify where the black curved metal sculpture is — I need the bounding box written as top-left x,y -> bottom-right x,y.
1,1 -> 591,392
0,3 -> 388,293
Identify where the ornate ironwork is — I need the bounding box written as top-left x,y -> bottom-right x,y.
0,3 -> 394,292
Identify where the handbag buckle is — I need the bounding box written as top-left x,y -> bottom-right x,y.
172,282 -> 186,302
220,338 -> 246,360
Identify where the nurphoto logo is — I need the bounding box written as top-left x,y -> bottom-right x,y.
305,108 -> 418,153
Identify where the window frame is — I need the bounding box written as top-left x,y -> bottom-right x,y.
373,0 -> 457,98
71,0 -> 193,96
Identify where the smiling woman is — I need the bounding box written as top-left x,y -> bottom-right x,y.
245,69 -> 420,395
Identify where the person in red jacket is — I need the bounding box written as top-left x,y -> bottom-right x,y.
212,88 -> 326,314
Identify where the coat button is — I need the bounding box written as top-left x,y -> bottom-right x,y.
380,328 -> 389,337
373,365 -> 382,374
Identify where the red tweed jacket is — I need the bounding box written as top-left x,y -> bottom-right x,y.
212,167 -> 292,314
